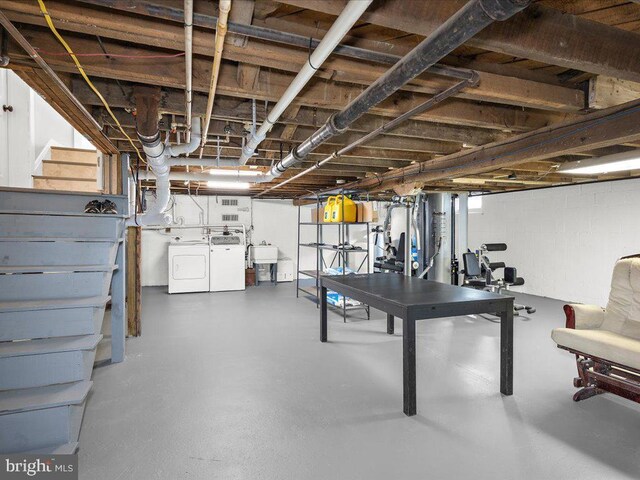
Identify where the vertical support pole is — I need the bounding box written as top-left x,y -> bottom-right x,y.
126,226 -> 141,337
366,223 -> 370,320
458,192 -> 469,265
320,284 -> 328,342
387,313 -> 394,334
119,152 -> 129,196
404,204 -> 411,276
403,316 -> 416,416
111,233 -> 127,363
500,300 -> 514,395
296,204 -> 301,298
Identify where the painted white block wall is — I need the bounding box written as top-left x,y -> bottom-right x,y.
468,178 -> 640,306
141,196 -> 385,287
141,195 -> 306,286
0,70 -> 94,187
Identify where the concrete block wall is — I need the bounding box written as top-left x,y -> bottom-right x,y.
468,178 -> 640,306
141,195 -> 304,286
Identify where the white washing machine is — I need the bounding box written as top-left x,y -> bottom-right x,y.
168,241 -> 210,294
210,235 -> 246,292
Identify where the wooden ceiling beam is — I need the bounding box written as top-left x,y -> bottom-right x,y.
348,98 -> 640,192
10,29 -> 573,132
279,0 -> 640,83
1,0 -> 586,112
75,79 -> 507,146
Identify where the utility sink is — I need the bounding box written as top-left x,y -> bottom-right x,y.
251,245 -> 278,263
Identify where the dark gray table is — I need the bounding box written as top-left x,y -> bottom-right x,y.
319,273 -> 514,416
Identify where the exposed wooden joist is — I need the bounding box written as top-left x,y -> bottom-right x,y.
280,0 -> 640,83
344,98 -> 640,192
2,0 -> 587,112
8,29 -> 573,132
588,75 -> 640,109
74,79 -> 507,146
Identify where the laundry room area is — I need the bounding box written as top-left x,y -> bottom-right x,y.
140,194 -> 299,293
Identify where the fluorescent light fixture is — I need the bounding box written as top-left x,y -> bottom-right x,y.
207,181 -> 251,190
558,150 -> 640,175
207,169 -> 263,177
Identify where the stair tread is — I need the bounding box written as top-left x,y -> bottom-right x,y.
0,236 -> 122,243
43,159 -> 98,167
0,265 -> 116,274
27,442 -> 79,454
0,296 -> 110,313
0,381 -> 92,415
51,146 -> 96,153
0,334 -> 102,358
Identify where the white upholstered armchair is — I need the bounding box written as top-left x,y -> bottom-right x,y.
551,254 -> 640,402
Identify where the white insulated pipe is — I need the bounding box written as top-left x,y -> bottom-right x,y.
200,0 -> 231,157
184,0 -> 194,142
138,169 -> 273,184
238,0 -> 372,165
129,120 -> 202,226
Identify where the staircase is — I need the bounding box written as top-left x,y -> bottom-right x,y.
0,187 -> 126,454
33,146 -> 99,192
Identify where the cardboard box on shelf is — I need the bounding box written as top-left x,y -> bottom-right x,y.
357,202 -> 378,222
310,207 -> 329,223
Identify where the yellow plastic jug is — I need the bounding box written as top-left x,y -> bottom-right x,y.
324,196 -> 337,223
332,195 -> 357,223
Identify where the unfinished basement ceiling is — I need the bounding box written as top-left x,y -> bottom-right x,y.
2,0 -> 640,198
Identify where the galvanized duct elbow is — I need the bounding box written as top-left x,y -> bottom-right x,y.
267,0 -> 529,179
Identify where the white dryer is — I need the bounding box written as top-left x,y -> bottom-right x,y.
210,235 -> 246,292
168,241 -> 210,294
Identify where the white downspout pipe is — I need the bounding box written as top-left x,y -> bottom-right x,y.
184,0 -> 194,142
238,0 -> 372,165
200,0 -> 231,157
129,120 -> 202,226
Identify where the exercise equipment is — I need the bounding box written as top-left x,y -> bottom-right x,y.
462,243 -> 536,315
373,197 -> 420,274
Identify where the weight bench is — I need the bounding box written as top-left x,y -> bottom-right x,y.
462,244 -> 535,315
552,254 -> 640,403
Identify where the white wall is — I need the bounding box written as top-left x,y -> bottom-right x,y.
141,196 -> 385,286
141,194 -> 303,286
468,178 -> 640,306
0,70 -> 94,188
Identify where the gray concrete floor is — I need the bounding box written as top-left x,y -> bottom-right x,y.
80,284 -> 640,479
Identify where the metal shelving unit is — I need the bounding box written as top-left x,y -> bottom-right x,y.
296,196 -> 371,322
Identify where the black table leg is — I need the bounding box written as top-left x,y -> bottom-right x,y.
320,285 -> 328,342
500,302 -> 514,395
387,314 -> 394,334
403,317 -> 416,416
